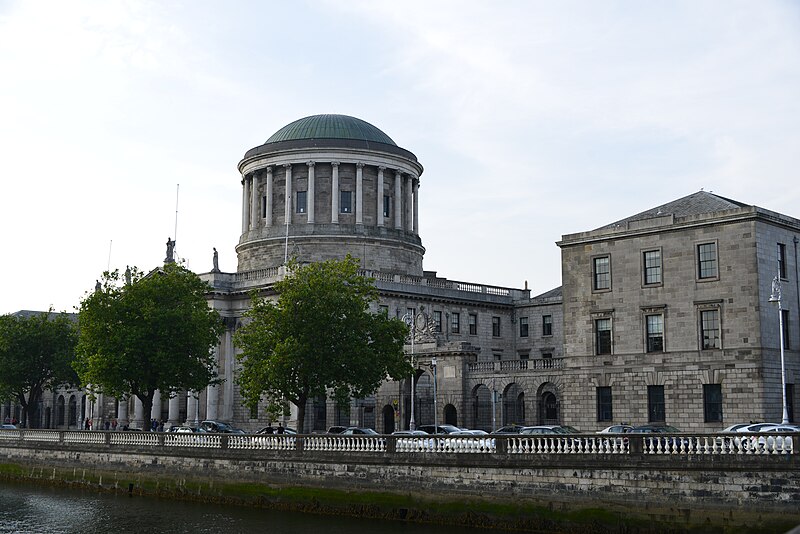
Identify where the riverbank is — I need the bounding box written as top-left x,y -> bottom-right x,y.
0,462 -> 795,533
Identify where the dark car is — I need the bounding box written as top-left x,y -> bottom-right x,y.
417,424 -> 461,435
326,426 -> 348,434
492,425 -> 525,434
341,427 -> 379,435
198,420 -> 237,433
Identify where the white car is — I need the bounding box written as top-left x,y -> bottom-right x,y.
597,424 -> 633,434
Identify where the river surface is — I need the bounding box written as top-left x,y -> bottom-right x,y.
0,480 -> 493,534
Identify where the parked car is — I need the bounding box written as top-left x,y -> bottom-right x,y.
341,427 -> 379,435
0,424 -> 17,430
629,424 -> 684,450
169,426 -> 198,433
326,426 -> 348,434
256,425 -> 296,435
756,425 -> 799,452
492,425 -> 526,434
519,425 -> 569,435
417,424 -> 462,435
198,420 -> 237,433
597,424 -> 633,434
720,423 -> 751,433
559,426 -> 581,434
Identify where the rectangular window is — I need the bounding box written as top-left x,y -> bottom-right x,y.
596,387 -> 613,422
542,315 -> 553,336
340,190 -> 352,213
519,317 -> 529,337
593,256 -> 611,290
296,191 -> 307,214
262,195 -> 267,218
646,315 -> 664,353
782,309 -> 791,350
451,312 -> 460,334
492,316 -> 501,337
595,318 -> 611,355
520,352 -> 530,360
643,250 -> 662,285
468,313 -> 478,335
703,384 -> 723,423
700,309 -> 720,350
778,243 -> 787,279
542,352 -> 553,359
379,305 -> 389,316
697,243 -> 718,279
383,195 -> 391,217
647,385 -> 665,423
433,311 -> 442,333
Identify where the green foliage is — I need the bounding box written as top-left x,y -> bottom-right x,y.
235,256 -> 411,431
74,263 -> 224,424
0,310 -> 78,427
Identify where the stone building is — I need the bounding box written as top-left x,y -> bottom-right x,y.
4,114 -> 796,433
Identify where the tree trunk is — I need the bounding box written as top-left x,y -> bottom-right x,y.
139,392 -> 153,431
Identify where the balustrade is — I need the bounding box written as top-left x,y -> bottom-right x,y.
0,429 -> 794,456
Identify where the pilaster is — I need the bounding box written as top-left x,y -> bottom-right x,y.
331,162 -> 340,224
356,162 -> 364,225
307,161 -> 316,224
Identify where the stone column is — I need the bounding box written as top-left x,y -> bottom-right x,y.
222,319 -> 235,422
133,397 -> 144,430
186,392 -> 199,427
283,164 -> 292,225
356,162 -> 364,225
394,171 -> 403,230
405,174 -> 413,232
151,390 -> 161,425
206,384 -> 218,421
168,393 -> 181,428
413,177 -> 419,235
250,171 -> 259,230
307,161 -> 315,224
265,166 -> 274,227
242,175 -> 250,233
377,166 -> 385,227
117,396 -> 128,429
331,162 -> 340,223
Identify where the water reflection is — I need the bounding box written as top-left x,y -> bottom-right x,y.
0,481 -> 491,534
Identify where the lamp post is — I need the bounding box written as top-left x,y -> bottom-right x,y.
431,357 -> 438,432
402,312 -> 417,431
769,275 -> 790,425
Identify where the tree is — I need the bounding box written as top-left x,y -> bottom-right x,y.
0,311 -> 78,428
235,256 -> 411,432
74,263 -> 224,429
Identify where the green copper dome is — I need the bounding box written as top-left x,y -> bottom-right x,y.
265,114 -> 397,146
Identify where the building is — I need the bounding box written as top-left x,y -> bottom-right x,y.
5,114 -> 796,432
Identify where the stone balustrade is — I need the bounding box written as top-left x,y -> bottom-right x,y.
0,429 -> 794,456
469,357 -> 564,374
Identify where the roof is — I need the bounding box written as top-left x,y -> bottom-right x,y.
596,191 -> 749,231
10,310 -> 78,321
265,114 -> 397,146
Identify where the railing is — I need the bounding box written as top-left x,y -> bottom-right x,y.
469,358 -> 565,374
0,429 -> 795,456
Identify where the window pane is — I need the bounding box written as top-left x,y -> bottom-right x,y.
469,314 -> 477,335
703,384 -> 723,422
593,256 -> 610,290
451,312 -> 460,333
542,315 -> 553,336
646,315 -> 664,352
701,309 -> 720,349
778,243 -> 787,279
433,311 -> 442,333
296,191 -> 307,213
383,195 -> 391,217
596,318 -> 611,355
340,191 -> 352,213
647,385 -> 665,422
492,317 -> 500,337
596,387 -> 612,422
643,250 -> 662,285
698,243 -> 717,279
519,317 -> 529,337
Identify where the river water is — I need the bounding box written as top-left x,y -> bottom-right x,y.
0,480 -> 492,534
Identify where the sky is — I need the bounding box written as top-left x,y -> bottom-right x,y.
1,1 -> 799,315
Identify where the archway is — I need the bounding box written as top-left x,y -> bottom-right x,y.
56,395 -> 65,427
444,404 -> 458,426
382,405 -> 395,434
67,395 -> 77,428
503,383 -> 525,426
471,384 -> 493,431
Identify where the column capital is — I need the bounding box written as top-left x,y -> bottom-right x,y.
356,162 -> 365,168
395,169 -> 403,177
378,166 -> 386,171
283,163 -> 292,169
306,161 -> 315,168
331,161 -> 340,167
265,165 -> 273,175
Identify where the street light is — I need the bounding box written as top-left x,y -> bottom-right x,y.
402,312 -> 417,431
769,275 -> 790,425
430,357 -> 438,432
